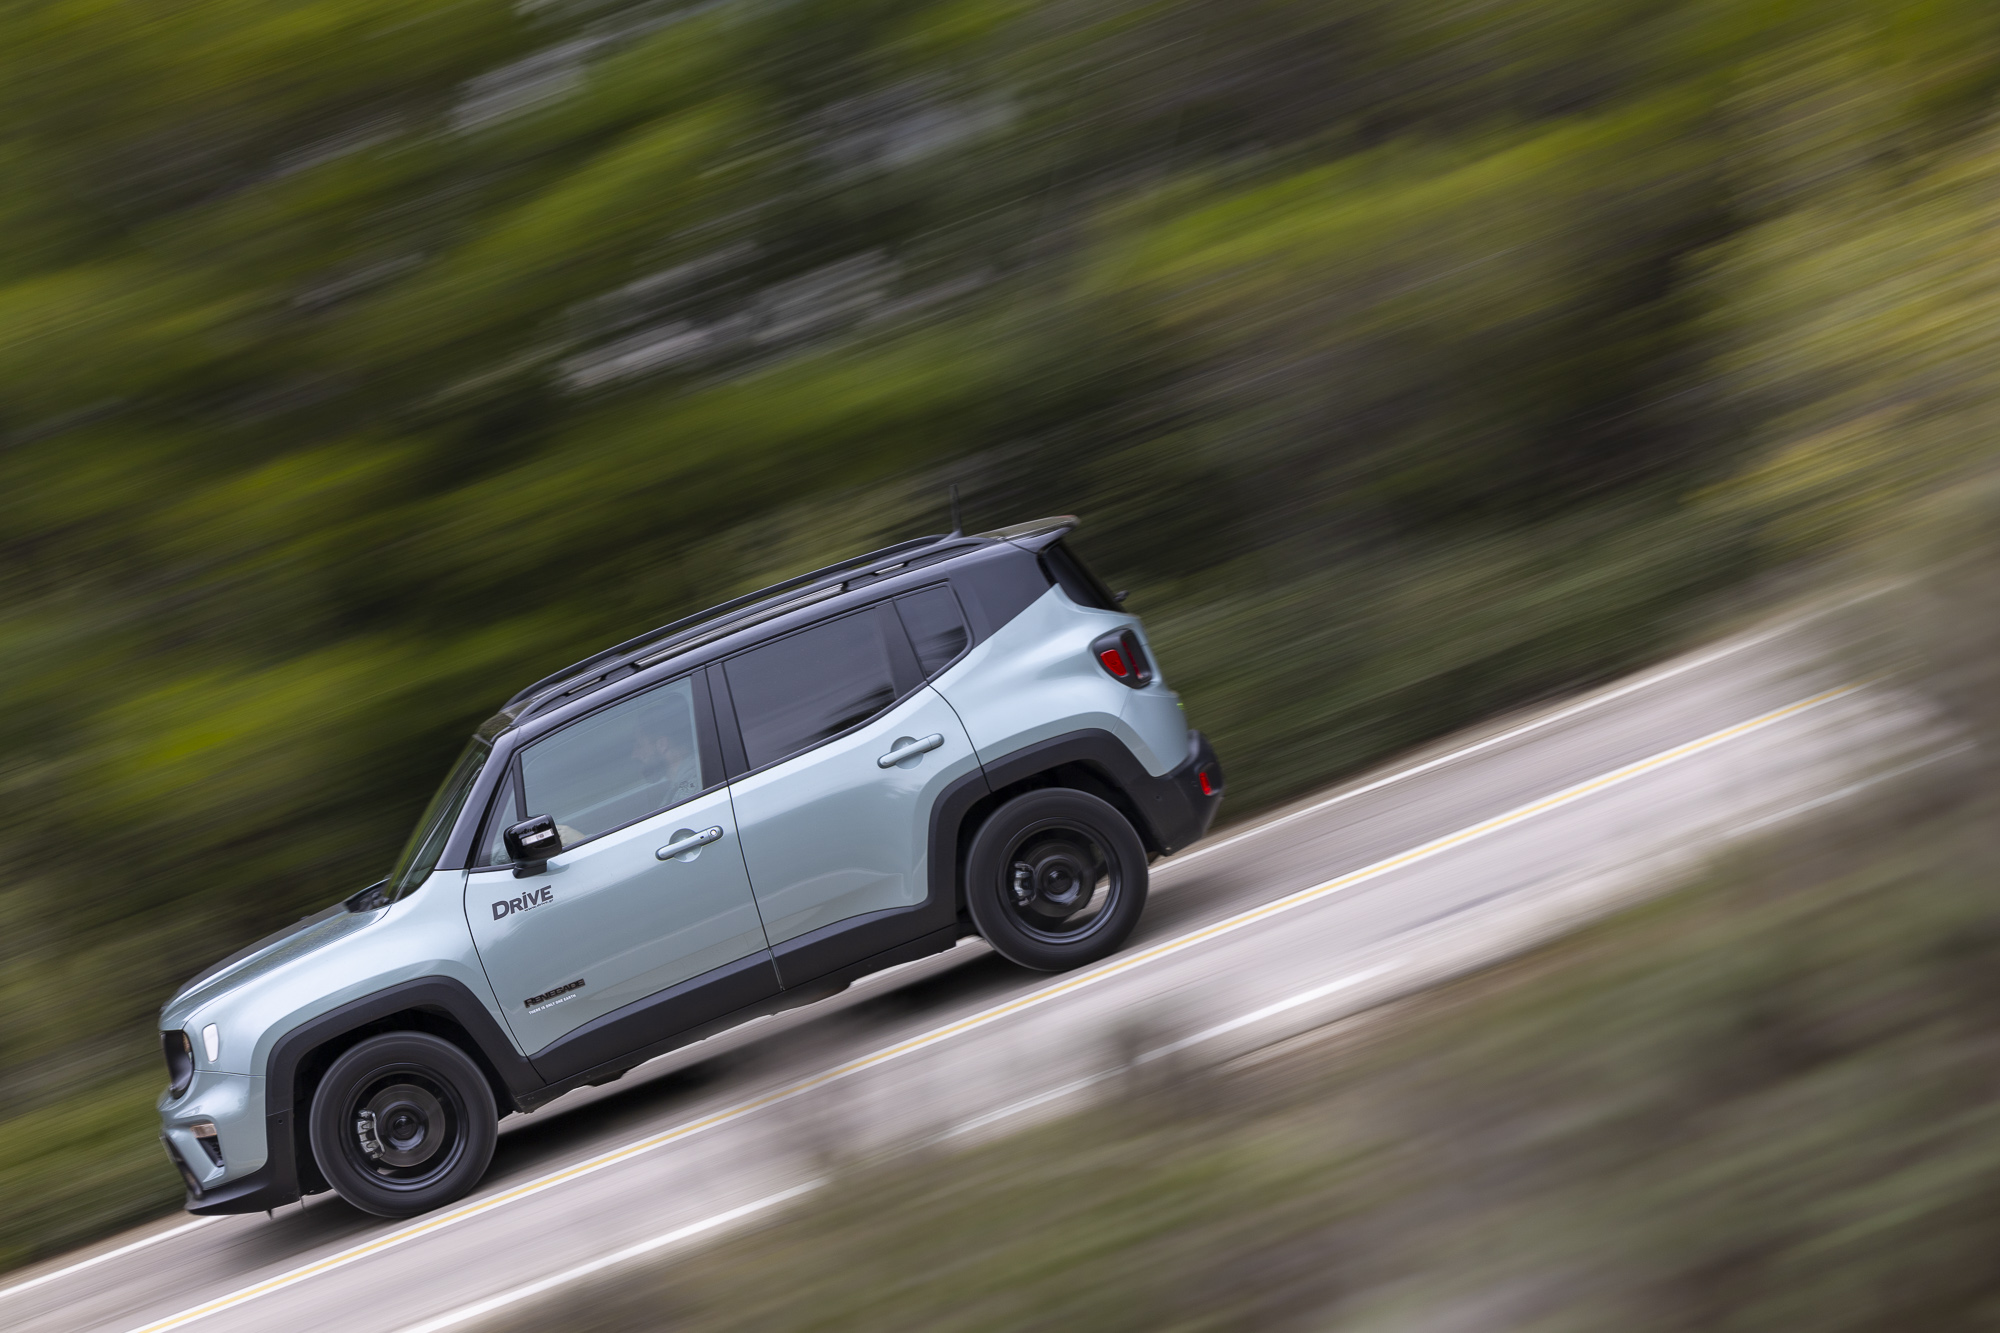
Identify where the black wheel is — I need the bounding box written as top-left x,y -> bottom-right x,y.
964,788 -> 1149,971
308,1032 -> 497,1218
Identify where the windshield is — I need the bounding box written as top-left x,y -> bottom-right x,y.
385,738 -> 490,898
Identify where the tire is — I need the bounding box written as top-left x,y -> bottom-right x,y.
964,788 -> 1149,971
308,1032 -> 497,1218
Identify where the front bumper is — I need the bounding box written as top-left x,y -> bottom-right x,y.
158,1070 -> 288,1213
184,1159 -> 301,1215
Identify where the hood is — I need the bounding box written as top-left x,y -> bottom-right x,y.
163,898 -> 383,1019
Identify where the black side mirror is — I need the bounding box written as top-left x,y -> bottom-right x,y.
504,815 -> 562,868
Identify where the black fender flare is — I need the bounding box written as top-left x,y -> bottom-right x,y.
927,727 -> 1221,913
195,978 -> 539,1215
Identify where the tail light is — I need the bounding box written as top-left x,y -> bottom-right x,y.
1198,769 -> 1217,797
1089,629 -> 1153,689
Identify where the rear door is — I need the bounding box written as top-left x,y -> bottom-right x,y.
465,672 -> 775,1057
720,591 -> 982,982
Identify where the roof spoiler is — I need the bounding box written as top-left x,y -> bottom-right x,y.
977,514 -> 1078,551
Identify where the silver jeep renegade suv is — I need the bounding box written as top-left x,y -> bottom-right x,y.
156,517 -> 1224,1218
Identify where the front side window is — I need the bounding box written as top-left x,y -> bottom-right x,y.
724,610 -> 898,770
519,676 -> 708,848
386,739 -> 491,897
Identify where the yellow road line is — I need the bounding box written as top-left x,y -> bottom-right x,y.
125,681 -> 1860,1333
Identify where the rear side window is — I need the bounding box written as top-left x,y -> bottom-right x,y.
725,610 -> 898,769
519,675 -> 709,847
895,586 -> 970,677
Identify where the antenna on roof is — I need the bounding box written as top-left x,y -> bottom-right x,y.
947,483 -> 963,537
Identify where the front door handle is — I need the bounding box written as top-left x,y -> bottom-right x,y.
656,826 -> 724,860
877,733 -> 945,768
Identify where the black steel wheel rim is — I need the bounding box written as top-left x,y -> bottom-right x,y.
999,818 -> 1121,944
342,1066 -> 466,1190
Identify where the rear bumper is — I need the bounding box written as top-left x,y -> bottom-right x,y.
1144,730 -> 1224,856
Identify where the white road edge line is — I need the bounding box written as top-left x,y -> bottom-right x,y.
1137,962 -> 1400,1063
0,1218 -> 220,1305
931,1073 -> 1113,1143
1156,610 -> 1861,876
931,961 -> 1403,1140
1728,742 -> 1973,836
928,960 -> 1400,1136
387,1182 -> 823,1333
119,682 -> 1860,1333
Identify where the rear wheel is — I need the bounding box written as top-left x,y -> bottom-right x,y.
965,789 -> 1148,971
308,1032 -> 496,1218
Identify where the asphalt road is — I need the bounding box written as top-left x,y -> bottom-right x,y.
2,609 -> 1959,1333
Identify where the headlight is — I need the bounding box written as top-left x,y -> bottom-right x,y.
163,1030 -> 193,1097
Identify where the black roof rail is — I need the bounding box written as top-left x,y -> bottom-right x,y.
502,531 -> 981,713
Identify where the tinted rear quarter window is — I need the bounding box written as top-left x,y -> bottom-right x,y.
725,610 -> 899,769
895,586 -> 970,677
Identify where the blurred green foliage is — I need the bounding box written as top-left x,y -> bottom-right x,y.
7,0 -> 2000,1270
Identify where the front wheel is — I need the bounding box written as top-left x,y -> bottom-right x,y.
964,789 -> 1149,971
308,1032 -> 497,1218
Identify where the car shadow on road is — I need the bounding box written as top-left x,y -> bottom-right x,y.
478,948 -> 1030,1187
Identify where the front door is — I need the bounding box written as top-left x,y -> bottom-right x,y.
719,601 -> 982,981
465,672 -> 774,1057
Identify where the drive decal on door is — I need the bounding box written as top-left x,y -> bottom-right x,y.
491,886 -> 553,919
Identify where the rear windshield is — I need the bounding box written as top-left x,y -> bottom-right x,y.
385,739 -> 489,897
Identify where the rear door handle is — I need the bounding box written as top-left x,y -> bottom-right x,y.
877,733 -> 945,768
656,826 -> 724,860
